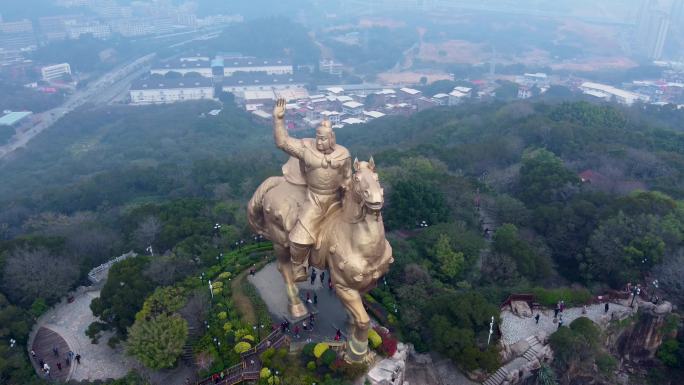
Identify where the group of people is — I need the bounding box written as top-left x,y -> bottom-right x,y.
310,268 -> 334,291
31,347 -> 80,378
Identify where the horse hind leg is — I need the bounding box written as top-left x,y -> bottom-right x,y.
274,244 -> 307,318
335,285 -> 370,362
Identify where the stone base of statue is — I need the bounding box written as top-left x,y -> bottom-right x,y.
343,344 -> 377,365
248,262 -> 349,338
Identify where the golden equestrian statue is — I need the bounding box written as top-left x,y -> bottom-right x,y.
247,99 -> 394,361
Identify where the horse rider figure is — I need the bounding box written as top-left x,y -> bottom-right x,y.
272,98 -> 352,282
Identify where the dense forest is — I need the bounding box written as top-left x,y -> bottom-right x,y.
1,99 -> 684,384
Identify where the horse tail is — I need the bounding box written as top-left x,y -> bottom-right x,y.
247,176 -> 284,237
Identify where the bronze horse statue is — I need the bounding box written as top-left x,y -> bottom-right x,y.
248,157 -> 393,361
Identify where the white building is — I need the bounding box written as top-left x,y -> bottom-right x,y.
431,93 -> 449,105
319,59 -> 343,76
399,87 -> 421,98
41,63 -> 72,81
580,82 -> 650,105
222,72 -> 305,93
129,78 -> 214,105
67,23 -> 111,39
151,59 -> 213,77
342,101 -> 364,115
448,90 -> 468,106
223,58 -> 292,76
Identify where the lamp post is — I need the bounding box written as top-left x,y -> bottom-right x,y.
208,279 -> 214,300
487,316 -> 495,346
650,279 -> 659,303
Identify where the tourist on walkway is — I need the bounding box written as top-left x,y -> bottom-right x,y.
294,326 -> 300,338
582,305 -> 588,314
65,357 -> 70,367
303,321 -> 308,331
535,314 -> 540,324
39,359 -> 44,368
328,278 -> 333,291
52,346 -> 59,356
560,300 -> 565,312
57,362 -> 62,371
31,350 -> 36,359
306,292 -> 312,304
314,293 -> 318,304
335,329 -> 342,341
604,302 -> 609,313
320,271 -> 325,283
310,269 -> 317,285
75,354 -> 81,364
558,316 -> 564,329
553,306 -> 559,319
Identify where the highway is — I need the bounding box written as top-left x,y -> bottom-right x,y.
0,53 -> 156,160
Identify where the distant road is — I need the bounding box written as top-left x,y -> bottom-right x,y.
0,53 -> 155,160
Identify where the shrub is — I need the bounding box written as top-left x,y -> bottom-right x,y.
314,342 -> 329,358
380,335 -> 398,357
368,329 -> 382,349
223,322 -> 233,333
218,272 -> 232,280
107,336 -> 120,349
307,361 -> 316,371
302,342 -> 316,358
532,287 -> 592,307
234,341 -> 251,354
218,311 -> 228,320
242,334 -> 255,342
260,367 -> 271,379
321,348 -> 337,366
260,347 -> 276,367
268,376 -> 280,385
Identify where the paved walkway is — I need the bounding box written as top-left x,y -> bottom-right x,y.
500,302 -> 634,346
249,262 -> 350,342
29,287 -> 137,382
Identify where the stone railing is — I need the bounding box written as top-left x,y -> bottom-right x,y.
87,251 -> 137,284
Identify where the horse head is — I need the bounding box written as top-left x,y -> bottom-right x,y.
352,156 -> 384,213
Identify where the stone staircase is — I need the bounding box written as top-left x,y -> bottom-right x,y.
522,335 -> 542,362
482,367 -> 510,385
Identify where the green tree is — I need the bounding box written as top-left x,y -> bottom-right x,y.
126,313 -> 188,369
582,212 -> 665,287
493,224 -> 552,281
432,234 -> 464,279
386,179 -> 450,230
517,149 -> 579,206
91,256 -> 154,334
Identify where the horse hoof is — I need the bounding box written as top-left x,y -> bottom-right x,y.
290,303 -> 308,318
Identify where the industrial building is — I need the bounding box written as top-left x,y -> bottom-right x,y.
580,82 -> 650,105
129,78 -> 215,105
0,111 -> 33,127
41,63 -> 72,81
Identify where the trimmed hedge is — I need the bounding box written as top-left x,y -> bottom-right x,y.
531,287 -> 592,307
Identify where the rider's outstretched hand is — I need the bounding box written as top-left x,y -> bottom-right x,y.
273,98 -> 286,120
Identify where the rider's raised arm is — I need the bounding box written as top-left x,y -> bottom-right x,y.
273,98 -> 305,159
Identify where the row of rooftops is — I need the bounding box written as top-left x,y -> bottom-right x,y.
131,72 -> 307,90
153,57 -> 292,70
131,77 -> 213,90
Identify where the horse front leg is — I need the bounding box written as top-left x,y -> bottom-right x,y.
274,244 -> 308,318
335,284 -> 370,362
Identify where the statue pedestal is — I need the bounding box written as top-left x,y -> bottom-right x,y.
248,262 -> 349,341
